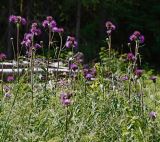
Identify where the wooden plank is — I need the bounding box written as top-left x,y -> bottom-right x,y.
0,67 -> 69,74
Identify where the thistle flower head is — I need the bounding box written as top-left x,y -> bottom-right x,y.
135,69 -> 143,78
0,53 -> 6,61
70,63 -> 78,71
4,93 -> 12,99
7,75 -> 14,82
30,23 -> 41,36
105,21 -> 116,35
127,52 -> 135,61
121,75 -> 129,81
83,66 -> 96,81
21,18 -> 27,25
42,16 -> 57,29
150,76 -> 157,83
105,21 -> 116,30
3,85 -> 11,93
129,31 -> 145,43
46,16 -> 53,22
60,92 -> 72,106
9,15 -> 17,23
52,27 -> 64,33
34,43 -> 41,49
149,111 -> 157,120
85,73 -> 93,80
21,33 -> 33,47
65,36 -> 77,48
9,15 -> 26,25
133,31 -> 141,36
50,20 -> 57,28
139,35 -> 145,43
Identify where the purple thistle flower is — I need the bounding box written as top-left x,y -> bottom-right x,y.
65,36 -> 77,48
42,16 -> 57,29
60,92 -> 72,106
65,41 -> 72,48
63,99 -> 71,106
83,67 -> 96,80
139,35 -> 145,43
21,33 -> 33,47
21,39 -> 31,47
4,93 -> 12,99
0,53 -> 6,61
73,41 -> 78,48
52,27 -> 64,33
46,16 -> 53,22
129,34 -> 137,41
3,85 -> 11,93
21,18 -> 27,25
31,22 -> 38,28
105,21 -> 116,30
7,75 -> 14,82
25,33 -> 33,40
105,21 -> 116,35
127,53 -> 135,61
9,15 -> 26,25
85,73 -> 93,80
30,27 -> 41,36
129,31 -> 145,43
135,69 -> 143,77
149,111 -> 157,120
42,20 -> 49,28
121,75 -> 129,81
70,64 -> 78,71
34,43 -> 41,49
30,22 -> 41,36
133,31 -> 141,36
150,76 -> 157,83
83,68 -> 89,76
9,15 -> 17,23
50,20 -> 57,28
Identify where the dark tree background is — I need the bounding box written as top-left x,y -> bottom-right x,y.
0,0 -> 160,67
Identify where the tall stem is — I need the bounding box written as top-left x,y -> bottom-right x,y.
30,38 -> 34,102
1,63 -> 4,96
128,74 -> 131,103
108,35 -> 111,58
65,107 -> 68,142
45,28 -> 51,90
133,40 -> 139,69
30,49 -> 34,101
154,83 -> 157,111
55,34 -> 63,94
16,24 -> 20,82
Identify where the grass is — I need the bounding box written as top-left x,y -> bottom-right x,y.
0,17 -> 160,142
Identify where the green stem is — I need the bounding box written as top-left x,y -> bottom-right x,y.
16,24 -> 20,82
133,40 -> 139,69
45,28 -> 52,90
1,63 -> 4,96
65,107 -> 68,142
55,34 -> 63,95
154,83 -> 157,111
108,35 -> 111,58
